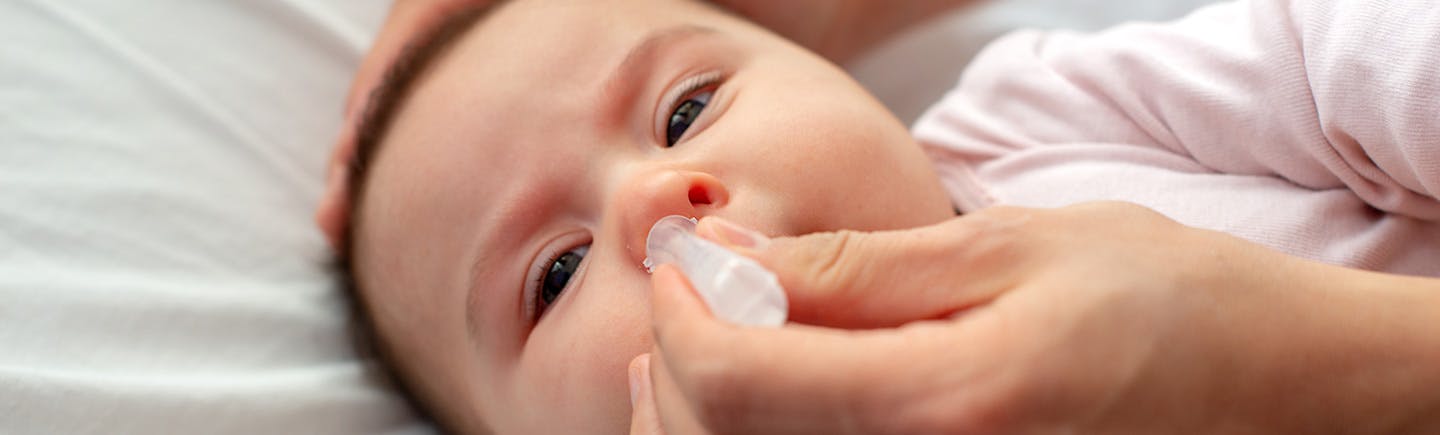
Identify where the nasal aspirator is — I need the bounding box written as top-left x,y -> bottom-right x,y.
644,215 -> 788,327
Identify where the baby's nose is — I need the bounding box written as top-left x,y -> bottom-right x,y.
615,169 -> 729,269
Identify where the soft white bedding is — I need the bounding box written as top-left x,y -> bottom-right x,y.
0,0 -> 1213,433
1,1 -> 423,433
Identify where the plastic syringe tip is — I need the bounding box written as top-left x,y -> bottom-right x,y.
645,215 -> 788,327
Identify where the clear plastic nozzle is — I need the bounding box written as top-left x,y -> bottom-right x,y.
645,215 -> 788,327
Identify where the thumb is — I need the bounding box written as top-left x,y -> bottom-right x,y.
628,354 -> 665,435
696,215 -> 1023,328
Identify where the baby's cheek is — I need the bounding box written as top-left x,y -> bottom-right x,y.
514,268 -> 654,432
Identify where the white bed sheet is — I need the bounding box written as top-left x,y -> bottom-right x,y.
0,0 -> 1213,433
1,1 -> 425,433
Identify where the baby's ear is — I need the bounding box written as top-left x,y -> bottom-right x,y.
316,130 -> 356,253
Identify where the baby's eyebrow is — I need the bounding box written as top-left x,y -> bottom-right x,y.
602,25 -> 718,99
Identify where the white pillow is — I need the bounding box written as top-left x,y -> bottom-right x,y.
0,0 -> 1215,433
0,1 -> 427,433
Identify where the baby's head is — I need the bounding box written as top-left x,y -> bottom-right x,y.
333,0 -> 955,432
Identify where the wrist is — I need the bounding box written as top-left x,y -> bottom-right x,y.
1248,262 -> 1440,434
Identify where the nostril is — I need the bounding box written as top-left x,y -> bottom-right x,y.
688,185 -> 712,206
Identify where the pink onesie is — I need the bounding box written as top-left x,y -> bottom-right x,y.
913,0 -> 1440,276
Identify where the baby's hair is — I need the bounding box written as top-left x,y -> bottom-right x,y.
341,3 -> 499,434
351,3 -> 498,212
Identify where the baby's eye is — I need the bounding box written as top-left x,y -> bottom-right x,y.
539,245 -> 588,311
666,90 -> 712,147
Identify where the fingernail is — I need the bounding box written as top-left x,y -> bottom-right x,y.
703,217 -> 769,250
628,354 -> 651,406
344,91 -> 361,123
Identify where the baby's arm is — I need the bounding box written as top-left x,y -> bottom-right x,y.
926,0 -> 1440,220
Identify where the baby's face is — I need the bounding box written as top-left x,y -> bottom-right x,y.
352,0 -> 954,432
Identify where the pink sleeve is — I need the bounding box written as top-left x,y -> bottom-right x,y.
917,0 -> 1440,221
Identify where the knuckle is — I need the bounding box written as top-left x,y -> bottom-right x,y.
1068,200 -> 1183,233
1069,200 -> 1160,221
968,205 -> 1034,224
961,206 -> 1039,238
945,211 -> 1027,264
797,230 -> 868,299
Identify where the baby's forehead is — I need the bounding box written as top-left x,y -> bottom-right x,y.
365,0 -> 746,224
357,0 -> 750,226
393,0 -> 738,145
448,0 -> 718,69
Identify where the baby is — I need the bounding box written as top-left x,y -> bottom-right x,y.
332,0 -> 1440,433
341,0 -> 954,432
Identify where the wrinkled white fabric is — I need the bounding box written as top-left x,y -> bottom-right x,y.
0,1 -> 430,433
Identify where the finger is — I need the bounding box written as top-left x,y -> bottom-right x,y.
650,264 -> 1003,434
642,267 -> 715,433
330,0 -> 493,250
345,0 -> 425,120
315,128 -> 358,251
629,354 -> 666,435
695,211 -> 1035,328
647,351 -> 711,435
344,0 -> 487,121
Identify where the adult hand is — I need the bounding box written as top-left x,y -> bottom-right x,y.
631,202 -> 1440,434
318,0 -> 490,246
715,0 -> 980,62
343,0 -> 487,124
